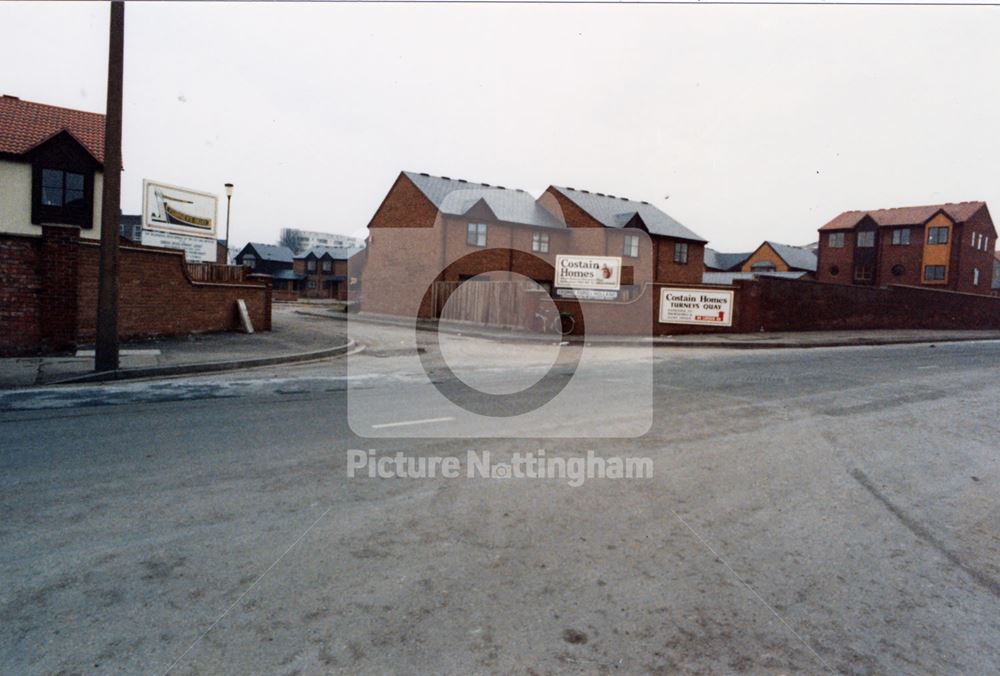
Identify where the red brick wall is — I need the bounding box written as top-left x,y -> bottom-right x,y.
0,234 -> 43,355
76,241 -> 271,342
553,276 -> 1000,336
0,227 -> 271,356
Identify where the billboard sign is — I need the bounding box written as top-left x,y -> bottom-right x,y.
554,255 -> 621,291
142,179 -> 218,239
140,229 -> 218,263
659,288 -> 734,327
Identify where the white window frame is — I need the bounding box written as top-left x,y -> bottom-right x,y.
891,229 -> 910,246
531,231 -> 550,253
828,232 -> 845,248
467,223 -> 487,247
673,241 -> 689,264
623,234 -> 640,258
974,268 -> 980,286
856,231 -> 875,248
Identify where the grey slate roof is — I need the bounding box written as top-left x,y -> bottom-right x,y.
704,248 -> 751,271
702,271 -> 808,285
300,245 -> 364,260
244,243 -> 294,263
765,242 -> 817,272
404,171 -> 565,230
549,186 -> 707,242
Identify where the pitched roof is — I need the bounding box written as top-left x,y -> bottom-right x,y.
703,271 -> 808,284
819,202 -> 987,231
244,243 -> 294,263
300,245 -> 364,260
404,171 -> 565,230
704,248 -> 751,271
548,186 -> 707,242
0,94 -> 105,163
763,241 -> 817,272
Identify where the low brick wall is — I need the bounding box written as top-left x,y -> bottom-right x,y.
0,226 -> 271,356
553,277 -> 1000,336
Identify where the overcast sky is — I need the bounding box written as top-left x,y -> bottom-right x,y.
2,1 -> 1000,251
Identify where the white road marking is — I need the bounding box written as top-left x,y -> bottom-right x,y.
916,365 -> 940,370
371,416 -> 455,429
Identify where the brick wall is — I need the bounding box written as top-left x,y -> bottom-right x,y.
553,276 -> 1000,336
0,226 -> 271,356
0,234 -> 42,355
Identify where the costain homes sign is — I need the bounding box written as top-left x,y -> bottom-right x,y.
554,255 -> 622,291
659,288 -> 734,327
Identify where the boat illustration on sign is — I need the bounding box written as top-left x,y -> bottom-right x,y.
149,189 -> 213,230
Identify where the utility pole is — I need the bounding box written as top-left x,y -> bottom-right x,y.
96,0 -> 124,372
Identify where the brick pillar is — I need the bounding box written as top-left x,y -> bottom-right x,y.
39,225 -> 81,352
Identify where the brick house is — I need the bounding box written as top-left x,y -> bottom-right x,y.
816,202 -> 997,295
539,185 -> 707,286
235,243 -> 301,296
0,94 -> 107,240
235,242 -> 295,276
0,94 -> 271,355
738,241 -> 816,278
362,171 -> 708,318
704,249 -> 751,272
993,250 -> 1000,294
294,245 -> 362,300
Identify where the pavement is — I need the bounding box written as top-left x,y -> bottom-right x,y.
2,338 -> 1000,673
2,302 -> 998,389
0,305 -> 350,388
319,307 -> 1000,348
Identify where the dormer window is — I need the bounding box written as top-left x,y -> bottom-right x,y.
41,169 -> 86,208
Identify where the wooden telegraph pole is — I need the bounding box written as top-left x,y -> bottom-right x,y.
95,0 -> 125,372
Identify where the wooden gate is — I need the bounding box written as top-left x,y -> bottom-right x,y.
431,281 -> 535,329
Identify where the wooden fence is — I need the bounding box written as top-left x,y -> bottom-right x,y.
187,263 -> 250,284
432,280 -> 535,328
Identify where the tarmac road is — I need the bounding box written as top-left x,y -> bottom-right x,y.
1,327 -> 999,674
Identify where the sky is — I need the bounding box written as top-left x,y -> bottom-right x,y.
2,1 -> 1000,252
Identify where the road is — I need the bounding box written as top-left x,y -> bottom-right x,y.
2,320 -> 999,674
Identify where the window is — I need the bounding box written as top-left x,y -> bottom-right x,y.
828,232 -> 845,248
891,264 -> 905,277
854,264 -> 873,282
751,261 -> 776,272
924,265 -> 946,281
673,242 -> 689,264
857,231 -> 875,248
40,169 -> 85,207
927,227 -> 949,245
531,231 -> 549,253
321,259 -> 332,272
977,233 -> 984,250
308,280 -> 317,289
623,234 -> 640,258
972,231 -> 978,247
467,223 -> 487,247
307,259 -> 316,271
243,254 -> 256,267
891,229 -> 910,246
974,268 -> 980,286
829,265 -> 840,276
